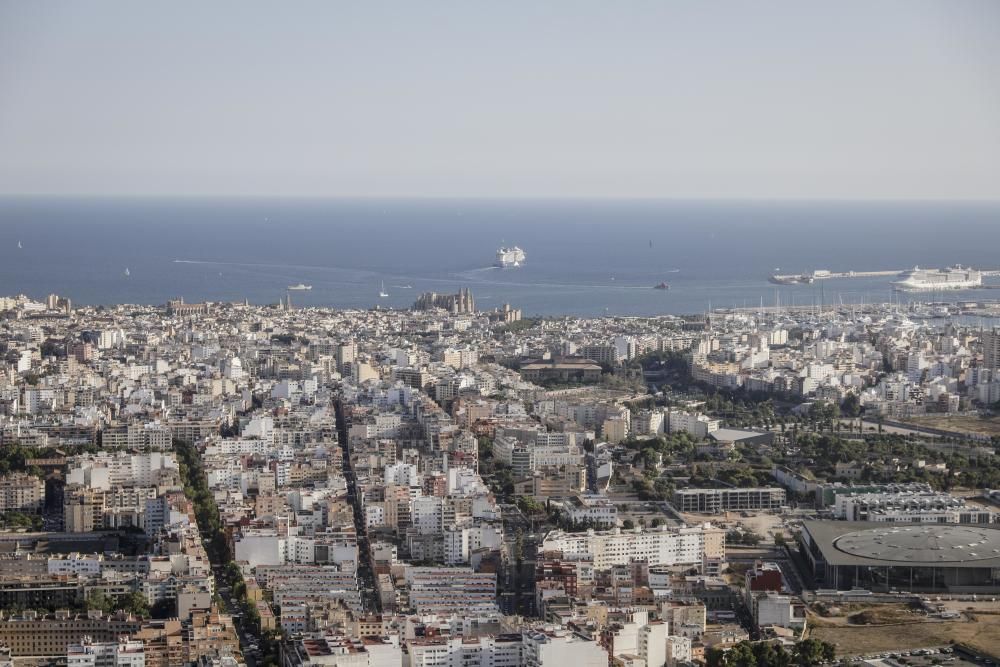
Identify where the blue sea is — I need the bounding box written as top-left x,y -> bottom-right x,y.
1,197 -> 999,317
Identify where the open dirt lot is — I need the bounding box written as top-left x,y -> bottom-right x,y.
901,414 -> 1000,437
809,609 -> 1000,658
678,511 -> 790,541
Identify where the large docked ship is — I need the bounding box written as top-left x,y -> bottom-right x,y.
768,273 -> 814,285
892,265 -> 982,292
495,246 -> 526,268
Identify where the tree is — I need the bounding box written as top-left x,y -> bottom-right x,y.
223,562 -> 243,586
726,529 -> 762,546
723,641 -> 759,667
622,519 -> 635,530
705,647 -> 726,667
86,589 -> 114,614
121,591 -> 149,617
709,641 -> 805,667
754,642 -> 792,667
841,392 -> 861,418
516,496 -> 544,516
793,638 -> 836,666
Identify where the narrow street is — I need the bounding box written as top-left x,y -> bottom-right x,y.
334,399 -> 382,614
211,565 -> 259,667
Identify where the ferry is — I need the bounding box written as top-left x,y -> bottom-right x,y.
892,266 -> 982,292
495,246 -> 526,268
287,284 -> 312,291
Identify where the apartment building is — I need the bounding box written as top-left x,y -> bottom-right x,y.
0,611 -> 140,658
0,473 -> 44,513
672,487 -> 786,513
540,524 -> 726,572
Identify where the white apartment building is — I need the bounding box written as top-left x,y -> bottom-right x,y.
491,437 -> 583,478
522,631 -> 609,667
66,638 -> 145,667
667,411 -> 720,439
66,452 -> 177,489
631,410 -> 665,437
540,524 -> 726,572
385,463 -> 421,488
666,635 -> 693,666
443,524 -> 504,565
751,592 -> 807,630
406,635 -> 521,667
637,621 -> 667,667
565,497 -> 618,527
411,497 -> 444,535
47,553 -> 103,577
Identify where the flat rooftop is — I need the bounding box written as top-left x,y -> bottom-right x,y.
805,521 -> 1000,568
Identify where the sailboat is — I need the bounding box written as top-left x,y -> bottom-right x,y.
378,281 -> 389,298
124,267 -> 130,277
17,241 -> 22,249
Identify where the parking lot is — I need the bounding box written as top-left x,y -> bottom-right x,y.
837,647 -> 994,667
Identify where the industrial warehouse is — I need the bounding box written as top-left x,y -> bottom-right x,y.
801,521 -> 1000,593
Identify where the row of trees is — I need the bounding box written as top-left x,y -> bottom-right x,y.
0,511 -> 42,530
778,432 -> 989,489
85,589 -> 150,617
174,438 -> 229,563
478,437 -> 515,503
175,438 -> 281,666
725,529 -> 764,546
706,638 -> 836,667
0,443 -> 45,477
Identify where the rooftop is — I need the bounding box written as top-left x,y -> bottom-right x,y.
806,521 -> 1000,567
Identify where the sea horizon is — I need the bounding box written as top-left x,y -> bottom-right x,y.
3,196 -> 1000,317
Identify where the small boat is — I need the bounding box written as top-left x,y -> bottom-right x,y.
287,283 -> 312,291
379,281 -> 389,298
17,241 -> 22,249
654,282 -> 670,290
124,267 -> 130,277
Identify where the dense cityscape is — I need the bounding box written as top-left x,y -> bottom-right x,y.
0,289 -> 999,666
3,2 -> 999,665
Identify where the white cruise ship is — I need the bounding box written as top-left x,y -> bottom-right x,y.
287,283 -> 312,291
495,246 -> 526,268
892,265 -> 982,291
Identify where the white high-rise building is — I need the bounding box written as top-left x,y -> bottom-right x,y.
985,328 -> 1000,370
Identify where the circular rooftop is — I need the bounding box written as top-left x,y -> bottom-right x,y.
832,525 -> 1000,564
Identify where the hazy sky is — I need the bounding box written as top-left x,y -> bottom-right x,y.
1,1 -> 998,199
